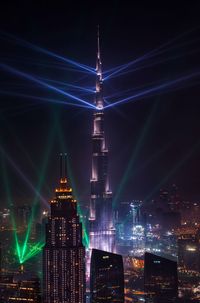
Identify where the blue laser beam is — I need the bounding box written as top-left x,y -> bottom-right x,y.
39,77 -> 95,93
0,31 -> 95,74
104,27 -> 200,80
106,79 -> 164,100
104,71 -> 200,109
108,47 -> 200,80
1,57 -> 93,74
0,64 -> 96,109
0,90 -> 92,110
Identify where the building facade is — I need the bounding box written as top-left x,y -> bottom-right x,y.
90,249 -> 124,303
144,252 -> 178,303
43,154 -> 85,303
0,274 -> 41,303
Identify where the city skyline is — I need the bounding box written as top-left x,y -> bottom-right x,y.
1,3 -> 200,302
1,2 -> 200,209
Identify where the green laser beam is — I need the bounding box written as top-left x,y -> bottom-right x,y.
0,112 -> 57,265
0,112 -> 51,195
120,144 -> 171,225
113,101 -> 159,209
20,116 -> 57,263
22,242 -> 45,263
144,140 -> 200,202
0,152 -> 23,263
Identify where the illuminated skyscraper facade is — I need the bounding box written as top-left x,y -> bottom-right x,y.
43,154 -> 85,303
89,30 -> 115,253
0,274 -> 41,303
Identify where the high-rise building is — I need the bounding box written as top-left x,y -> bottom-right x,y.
43,154 -> 85,303
144,252 -> 178,303
89,29 -> 115,253
90,249 -> 124,303
0,273 -> 41,303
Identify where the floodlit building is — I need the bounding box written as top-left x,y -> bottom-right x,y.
43,154 -> 85,303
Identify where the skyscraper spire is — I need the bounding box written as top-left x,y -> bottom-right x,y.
59,153 -> 67,181
95,26 -> 104,109
89,29 -> 115,253
96,26 -> 102,76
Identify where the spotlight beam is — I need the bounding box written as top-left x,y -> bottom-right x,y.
39,77 -> 95,93
0,31 -> 95,74
0,63 -> 96,109
0,90 -> 92,110
106,79 -> 165,100
1,57 -> 92,74
20,120 -> 57,262
108,47 -> 200,80
104,26 -> 200,79
144,140 -> 200,202
0,154 -> 22,264
104,71 -> 200,109
0,145 -> 48,207
0,113 -> 51,194
113,102 -> 158,209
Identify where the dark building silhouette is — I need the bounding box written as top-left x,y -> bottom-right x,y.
43,154 -> 85,303
90,249 -> 124,303
144,252 -> 178,303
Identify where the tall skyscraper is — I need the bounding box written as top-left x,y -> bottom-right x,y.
89,29 -> 115,253
90,249 -> 124,303
43,154 -> 85,303
144,252 -> 178,303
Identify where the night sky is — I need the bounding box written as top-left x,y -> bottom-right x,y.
1,1 -> 200,209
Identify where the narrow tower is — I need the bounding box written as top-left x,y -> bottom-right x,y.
89,29 -> 115,253
43,154 -> 85,303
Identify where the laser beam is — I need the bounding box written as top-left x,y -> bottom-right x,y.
0,31 -> 95,74
39,77 -> 95,93
0,145 -> 48,207
104,71 -> 200,109
113,102 -> 158,209
144,140 -> 200,202
0,63 -> 96,109
104,26 -> 200,79
108,47 -> 200,80
0,90 -> 92,110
